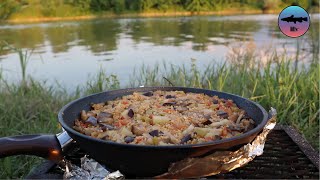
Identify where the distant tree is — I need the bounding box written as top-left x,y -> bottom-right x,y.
90,0 -> 112,11
296,0 -> 311,9
70,0 -> 91,12
209,0 -> 228,11
125,0 -> 141,11
139,0 -> 155,11
111,0 -> 125,14
311,0 -> 319,6
258,0 -> 280,11
40,0 -> 57,16
0,0 -> 23,19
153,0 -> 180,12
185,0 -> 211,12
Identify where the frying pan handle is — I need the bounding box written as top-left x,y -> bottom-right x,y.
0,134 -> 62,162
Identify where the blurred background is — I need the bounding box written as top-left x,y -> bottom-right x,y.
0,0 -> 319,178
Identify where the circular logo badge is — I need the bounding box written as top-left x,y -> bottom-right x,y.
278,6 -> 310,38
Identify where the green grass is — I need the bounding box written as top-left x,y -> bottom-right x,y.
0,47 -> 319,178
0,80 -> 71,178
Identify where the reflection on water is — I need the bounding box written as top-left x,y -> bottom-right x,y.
0,14 -> 318,89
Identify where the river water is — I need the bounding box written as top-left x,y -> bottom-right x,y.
0,14 -> 318,89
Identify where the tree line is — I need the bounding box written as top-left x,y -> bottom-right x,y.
0,0 -> 318,20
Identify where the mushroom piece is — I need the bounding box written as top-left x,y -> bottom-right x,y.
175,106 -> 188,113
227,124 -> 242,132
97,112 -> 114,124
180,134 -> 192,144
131,124 -> 147,136
229,113 -> 239,122
203,113 -> 211,120
214,135 -> 222,140
202,120 -> 212,125
142,91 -> 153,97
165,95 -> 176,99
127,109 -> 134,118
99,124 -> 115,131
85,116 -> 97,126
124,136 -> 135,143
162,102 -> 177,106
149,130 -> 163,137
217,110 -> 228,119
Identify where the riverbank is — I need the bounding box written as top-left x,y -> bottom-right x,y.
5,9 -> 275,23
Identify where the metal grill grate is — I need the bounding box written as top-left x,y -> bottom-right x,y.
26,126 -> 319,179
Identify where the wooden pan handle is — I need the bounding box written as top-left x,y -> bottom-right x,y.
0,134 -> 62,162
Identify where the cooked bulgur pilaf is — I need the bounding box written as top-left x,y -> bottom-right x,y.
73,91 -> 255,145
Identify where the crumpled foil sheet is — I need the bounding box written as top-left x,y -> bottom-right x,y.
155,107 -> 277,179
63,156 -> 124,180
63,108 -> 276,179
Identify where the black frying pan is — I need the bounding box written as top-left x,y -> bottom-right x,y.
0,87 -> 269,177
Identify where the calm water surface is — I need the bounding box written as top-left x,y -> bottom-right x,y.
0,14 -> 319,90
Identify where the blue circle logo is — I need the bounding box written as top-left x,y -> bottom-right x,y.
278,6 -> 310,38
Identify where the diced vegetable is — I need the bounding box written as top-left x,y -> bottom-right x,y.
229,113 -> 238,122
210,119 -> 230,127
221,127 -> 228,136
182,124 -> 194,135
152,137 -> 159,145
194,127 -> 210,137
81,110 -> 88,120
132,124 -> 146,135
211,104 -> 219,109
92,103 -> 104,110
153,116 -> 170,124
119,127 -> 133,136
175,106 -> 188,113
121,109 -> 129,118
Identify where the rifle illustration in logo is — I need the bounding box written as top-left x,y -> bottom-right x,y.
281,15 -> 308,24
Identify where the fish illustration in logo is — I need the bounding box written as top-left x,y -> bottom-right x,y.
281,15 -> 308,23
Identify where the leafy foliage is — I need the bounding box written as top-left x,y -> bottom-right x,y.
0,0 -> 23,19
0,0 -> 317,20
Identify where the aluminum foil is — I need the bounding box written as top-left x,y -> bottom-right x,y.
63,156 -> 124,180
155,107 -> 277,178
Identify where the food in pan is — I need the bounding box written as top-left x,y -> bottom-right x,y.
73,91 -> 255,145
